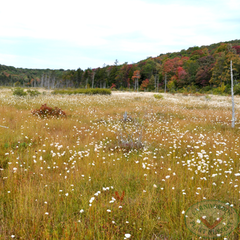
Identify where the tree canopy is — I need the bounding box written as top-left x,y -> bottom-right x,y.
1,39 -> 240,91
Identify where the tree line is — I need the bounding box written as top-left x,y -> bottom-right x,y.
0,39 -> 240,92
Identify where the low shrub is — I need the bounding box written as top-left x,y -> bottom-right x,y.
12,88 -> 41,97
212,83 -> 229,95
201,85 -> 212,93
12,88 -> 27,96
110,83 -> 116,90
234,83 -> 240,95
31,104 -> 66,118
84,88 -> 111,95
153,94 -> 164,99
52,88 -> 111,95
27,89 -> 41,97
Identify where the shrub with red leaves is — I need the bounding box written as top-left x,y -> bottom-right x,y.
31,104 -> 66,118
110,83 -> 116,89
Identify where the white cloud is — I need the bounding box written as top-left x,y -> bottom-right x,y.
0,0 -> 239,69
0,0 -> 217,42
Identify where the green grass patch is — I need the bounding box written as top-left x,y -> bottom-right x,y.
153,94 -> 164,99
52,88 -> 111,95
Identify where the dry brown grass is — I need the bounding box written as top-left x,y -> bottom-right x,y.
0,89 -> 240,239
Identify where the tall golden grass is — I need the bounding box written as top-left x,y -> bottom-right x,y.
0,89 -> 240,239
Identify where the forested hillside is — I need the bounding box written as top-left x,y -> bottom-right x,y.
1,39 -> 240,92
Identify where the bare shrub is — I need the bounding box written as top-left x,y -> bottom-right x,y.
115,111 -> 145,151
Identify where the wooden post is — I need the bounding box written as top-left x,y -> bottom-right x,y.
231,60 -> 235,128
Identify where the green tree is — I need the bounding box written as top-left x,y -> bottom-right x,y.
148,75 -> 155,91
95,67 -> 107,88
83,68 -> 91,88
76,68 -> 83,87
210,52 -> 240,86
108,66 -> 119,88
183,60 -> 199,86
140,59 -> 156,80
167,79 -> 176,93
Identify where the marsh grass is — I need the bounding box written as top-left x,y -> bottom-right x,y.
1,89 -> 240,239
51,88 -> 111,95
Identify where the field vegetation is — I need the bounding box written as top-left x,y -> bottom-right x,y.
1,88 -> 240,239
0,39 -> 240,94
51,88 -> 111,95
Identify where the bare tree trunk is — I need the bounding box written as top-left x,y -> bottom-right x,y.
48,75 -> 50,89
41,74 -> 44,88
57,79 -> 61,88
91,71 -> 96,88
59,79 -> 63,88
51,76 -> 55,89
231,60 -> 235,128
44,74 -> 48,88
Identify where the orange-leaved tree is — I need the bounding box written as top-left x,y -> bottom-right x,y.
132,70 -> 141,91
140,79 -> 149,91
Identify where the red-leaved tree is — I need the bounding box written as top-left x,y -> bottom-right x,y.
140,79 -> 149,91
233,45 -> 240,54
132,70 -> 141,91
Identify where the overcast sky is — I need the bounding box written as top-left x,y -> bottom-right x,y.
0,0 -> 240,70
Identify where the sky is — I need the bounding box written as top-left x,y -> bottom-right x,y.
0,0 -> 240,70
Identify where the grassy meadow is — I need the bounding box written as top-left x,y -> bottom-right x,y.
1,88 -> 240,239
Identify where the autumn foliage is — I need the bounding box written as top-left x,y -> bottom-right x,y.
32,104 -> 66,118
131,70 -> 141,80
140,79 -> 149,91
1,40 -> 240,92
114,191 -> 125,202
233,45 -> 240,54
110,83 -> 116,89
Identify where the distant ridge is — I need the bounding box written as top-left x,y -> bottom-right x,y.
0,39 -> 240,90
